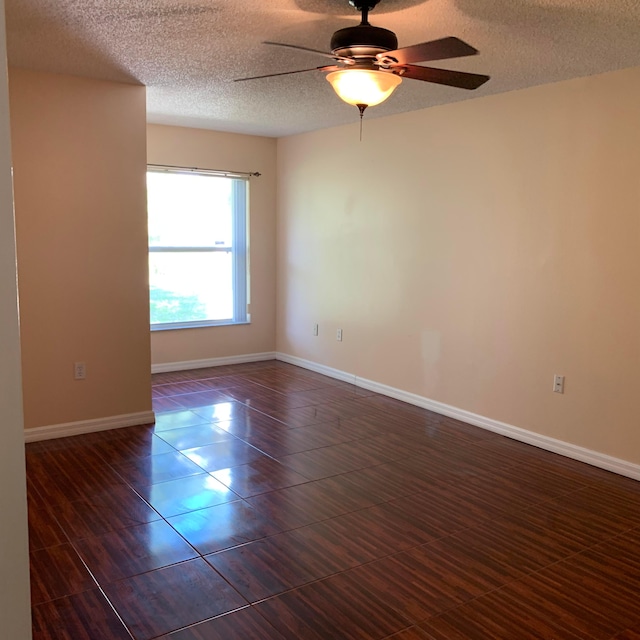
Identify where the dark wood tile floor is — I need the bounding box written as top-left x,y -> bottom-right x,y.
27,361 -> 640,639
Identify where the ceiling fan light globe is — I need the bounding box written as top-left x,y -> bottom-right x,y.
326,69 -> 402,107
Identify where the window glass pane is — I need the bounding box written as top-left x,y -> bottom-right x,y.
149,252 -> 233,323
147,168 -> 248,329
147,172 -> 233,248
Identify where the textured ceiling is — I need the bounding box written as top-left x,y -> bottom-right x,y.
5,0 -> 640,137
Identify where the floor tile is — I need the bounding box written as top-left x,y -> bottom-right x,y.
222,385 -> 297,407
254,572 -> 411,640
205,529 -> 345,602
152,396 -> 183,412
342,541 -> 510,623
74,519 -> 198,583
181,440 -> 268,473
332,411 -> 410,439
169,390 -> 234,409
26,434 -> 104,456
496,461 -> 589,498
113,451 -> 207,488
473,435 -> 585,469
251,404 -> 341,429
154,410 -> 209,432
152,381 -> 210,398
236,395 -> 310,415
518,486 -> 640,547
212,412 -> 292,440
417,466 -> 551,514
383,629 -> 433,640
53,483 -> 161,540
562,532 -> 640,601
211,457 -> 309,497
191,401 -> 261,424
614,524 -> 640,546
286,385 -> 370,406
289,503 -> 440,558
381,482 -> 508,535
95,429 -> 175,464
32,589 -> 132,640
30,543 -> 96,605
611,623 -> 640,640
330,462 -> 441,503
153,370 -> 242,386
103,558 -> 247,640
27,447 -> 126,505
193,375 -> 246,391
157,423 -> 235,450
240,372 -> 324,393
416,588 -> 588,640
349,433 -> 430,461
207,506 -> 404,602
276,440 -> 391,480
396,449 -> 497,484
431,509 -> 586,577
289,472 -> 382,510
495,563 -> 640,639
246,478 -> 372,531
239,420 -> 359,457
27,481 -> 66,552
136,472 -> 238,518
574,485 -> 640,525
168,500 -> 281,554
165,606 -> 286,639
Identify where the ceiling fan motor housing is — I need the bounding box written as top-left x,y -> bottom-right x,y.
330,25 -> 398,58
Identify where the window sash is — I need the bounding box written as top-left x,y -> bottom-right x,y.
231,179 -> 248,324
148,169 -> 249,330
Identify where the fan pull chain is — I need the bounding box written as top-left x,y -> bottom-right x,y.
357,104 -> 367,142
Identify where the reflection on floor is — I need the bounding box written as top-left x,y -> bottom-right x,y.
27,360 -> 640,639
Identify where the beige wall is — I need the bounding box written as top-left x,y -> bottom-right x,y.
147,124 -> 277,366
0,2 -> 32,635
10,69 -> 152,430
276,67 -> 640,464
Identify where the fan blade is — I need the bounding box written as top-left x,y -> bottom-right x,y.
380,37 -> 478,65
263,41 -> 349,62
234,65 -> 339,82
400,64 -> 489,90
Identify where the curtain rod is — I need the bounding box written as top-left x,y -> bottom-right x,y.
148,164 -> 261,178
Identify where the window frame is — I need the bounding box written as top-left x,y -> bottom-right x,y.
147,166 -> 250,331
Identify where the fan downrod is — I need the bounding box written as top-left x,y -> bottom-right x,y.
348,0 -> 381,25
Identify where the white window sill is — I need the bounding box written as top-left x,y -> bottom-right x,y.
151,319 -> 251,332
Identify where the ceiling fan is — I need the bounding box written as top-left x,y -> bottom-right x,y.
236,0 -> 490,119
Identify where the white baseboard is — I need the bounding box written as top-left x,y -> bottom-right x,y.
276,352 -> 640,482
275,353 -> 356,384
151,351 -> 277,374
24,410 -> 156,443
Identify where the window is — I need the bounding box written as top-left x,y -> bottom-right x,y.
147,167 -> 249,330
